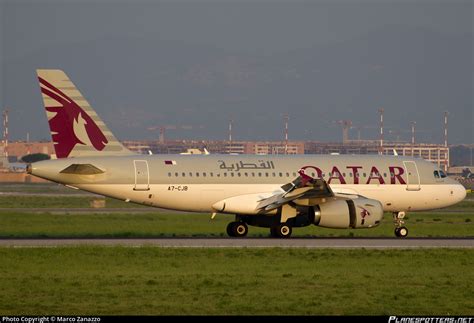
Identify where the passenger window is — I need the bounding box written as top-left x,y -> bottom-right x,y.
272,172 -> 276,177
238,173 -> 241,177
175,172 -> 178,177
265,173 -> 269,177
168,172 -> 171,177
189,172 -> 193,177
230,173 -> 234,177
210,172 -> 214,177
258,173 -> 262,177
293,172 -> 297,177
252,173 -> 255,177
203,172 -> 207,177
196,172 -> 199,177
224,173 -> 227,177
244,173 -> 248,177
182,172 -> 186,177
286,172 -> 289,177
279,172 -> 283,177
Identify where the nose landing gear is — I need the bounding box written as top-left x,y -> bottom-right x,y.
393,211 -> 408,238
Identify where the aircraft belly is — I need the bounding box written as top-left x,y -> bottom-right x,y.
77,184 -> 282,212
153,184 -> 282,212
76,183 -> 458,213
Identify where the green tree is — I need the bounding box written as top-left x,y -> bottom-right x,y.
21,153 -> 50,163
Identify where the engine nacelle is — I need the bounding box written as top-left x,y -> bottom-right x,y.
314,197 -> 383,229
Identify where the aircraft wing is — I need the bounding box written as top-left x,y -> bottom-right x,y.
256,176 -> 334,212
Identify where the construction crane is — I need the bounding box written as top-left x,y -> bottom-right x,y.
331,120 -> 381,143
353,124 -> 377,141
331,120 -> 352,144
147,124 -> 200,143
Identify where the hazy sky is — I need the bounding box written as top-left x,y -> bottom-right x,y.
1,0 -> 472,144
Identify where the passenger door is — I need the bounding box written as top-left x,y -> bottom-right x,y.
133,160 -> 150,191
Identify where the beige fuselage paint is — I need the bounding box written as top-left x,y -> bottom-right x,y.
30,154 -> 466,214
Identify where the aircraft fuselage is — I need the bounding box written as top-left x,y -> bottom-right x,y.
30,154 -> 466,213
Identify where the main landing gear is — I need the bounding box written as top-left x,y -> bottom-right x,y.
270,223 -> 292,238
225,212 -> 296,238
226,221 -> 248,238
226,221 -> 294,238
393,211 -> 408,238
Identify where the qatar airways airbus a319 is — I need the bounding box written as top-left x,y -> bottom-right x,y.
28,70 -> 466,238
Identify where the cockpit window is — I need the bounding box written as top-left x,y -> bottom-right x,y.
439,170 -> 447,178
434,171 -> 439,178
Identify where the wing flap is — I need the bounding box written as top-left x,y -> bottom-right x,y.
256,176 -> 334,211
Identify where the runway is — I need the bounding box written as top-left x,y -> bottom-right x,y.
0,238 -> 472,248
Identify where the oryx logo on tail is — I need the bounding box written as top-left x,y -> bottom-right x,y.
38,77 -> 108,158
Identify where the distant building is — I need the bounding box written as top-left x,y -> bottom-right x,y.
6,141 -> 54,160
305,141 -> 449,170
122,140 -> 306,155
2,139 -> 452,171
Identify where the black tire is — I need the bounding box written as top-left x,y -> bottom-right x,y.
394,227 -> 400,237
233,222 -> 248,238
270,226 -> 278,238
398,226 -> 408,238
226,222 -> 235,237
275,223 -> 292,238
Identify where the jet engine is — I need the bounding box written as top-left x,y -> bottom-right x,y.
313,197 -> 383,229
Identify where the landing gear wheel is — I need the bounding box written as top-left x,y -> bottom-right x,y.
227,222 -> 248,238
270,226 -> 278,238
226,222 -> 235,237
233,222 -> 248,237
395,226 -> 408,238
393,212 -> 408,238
271,224 -> 292,238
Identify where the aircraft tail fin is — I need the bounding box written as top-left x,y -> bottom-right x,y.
37,69 -> 132,158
